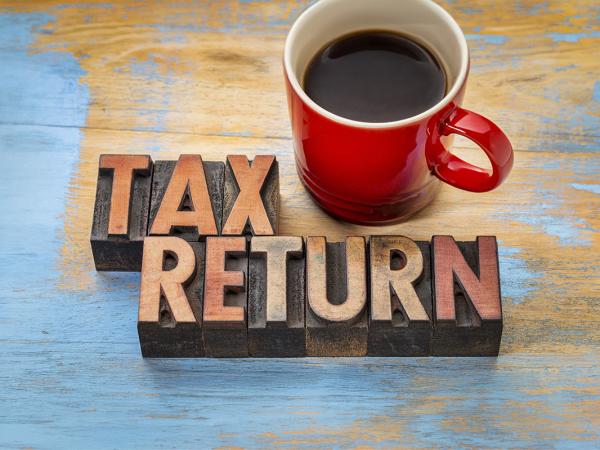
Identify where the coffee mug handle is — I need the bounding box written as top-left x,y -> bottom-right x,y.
427,107 -> 514,192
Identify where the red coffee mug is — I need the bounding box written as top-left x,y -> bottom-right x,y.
284,0 -> 513,224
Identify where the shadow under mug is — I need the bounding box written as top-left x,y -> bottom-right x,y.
284,0 -> 514,224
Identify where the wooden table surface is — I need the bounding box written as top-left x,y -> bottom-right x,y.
0,0 -> 598,447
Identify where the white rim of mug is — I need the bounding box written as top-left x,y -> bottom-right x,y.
283,0 -> 470,129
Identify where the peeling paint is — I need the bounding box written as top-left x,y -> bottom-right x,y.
498,246 -> 542,304
571,183 -> 600,195
546,31 -> 600,42
465,33 -> 508,45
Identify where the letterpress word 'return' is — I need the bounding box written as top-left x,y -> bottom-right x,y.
91,155 -> 503,357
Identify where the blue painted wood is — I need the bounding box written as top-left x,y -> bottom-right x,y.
2,351 -> 599,448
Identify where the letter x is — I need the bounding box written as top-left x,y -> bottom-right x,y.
222,155 -> 275,235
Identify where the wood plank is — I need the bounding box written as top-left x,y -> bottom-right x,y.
1,0 -> 599,446
2,0 -> 598,153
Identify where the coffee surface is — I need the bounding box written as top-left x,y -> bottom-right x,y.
304,31 -> 446,123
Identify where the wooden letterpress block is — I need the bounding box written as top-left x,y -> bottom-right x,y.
431,236 -> 503,356
368,236 -> 433,356
137,237 -> 205,357
248,236 -> 305,357
203,236 -> 248,357
221,155 -> 279,236
148,155 -> 224,240
91,154 -> 153,271
305,236 -> 368,356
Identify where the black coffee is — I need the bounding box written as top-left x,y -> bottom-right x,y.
304,31 -> 446,123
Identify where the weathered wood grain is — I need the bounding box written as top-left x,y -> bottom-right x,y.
148,155 -> 224,240
2,0 -> 597,152
138,237 -> 205,357
222,154 -> 279,236
1,0 -> 599,447
202,236 -> 248,357
368,236 -> 433,356
248,236 -> 305,357
305,236 -> 368,356
431,235 -> 503,356
90,154 -> 153,271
